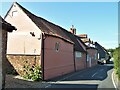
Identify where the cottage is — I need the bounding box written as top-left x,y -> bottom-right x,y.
78,34 -> 98,67
5,2 -> 77,80
0,16 -> 16,89
63,26 -> 87,71
86,47 -> 98,67
95,42 -> 110,64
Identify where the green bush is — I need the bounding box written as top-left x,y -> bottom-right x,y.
113,46 -> 120,80
22,64 -> 42,81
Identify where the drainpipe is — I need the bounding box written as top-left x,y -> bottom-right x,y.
86,48 -> 89,68
73,48 -> 76,72
41,33 -> 45,80
85,52 -> 87,68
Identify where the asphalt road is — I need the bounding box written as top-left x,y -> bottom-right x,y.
46,63 -> 115,89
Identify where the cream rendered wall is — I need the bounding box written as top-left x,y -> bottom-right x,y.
0,29 -> 2,90
5,3 -> 42,55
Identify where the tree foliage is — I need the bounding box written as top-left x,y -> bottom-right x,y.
107,48 -> 115,57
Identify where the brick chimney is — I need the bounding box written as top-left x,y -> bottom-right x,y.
78,34 -> 87,38
70,25 -> 76,34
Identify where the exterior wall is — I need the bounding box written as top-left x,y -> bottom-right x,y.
95,44 -> 106,60
5,3 -> 41,55
0,29 -> 2,90
7,34 -> 41,55
5,3 -> 42,78
1,29 -> 7,89
44,36 -> 74,80
76,39 -> 87,71
87,49 -> 97,67
6,55 -> 41,76
75,52 -> 86,71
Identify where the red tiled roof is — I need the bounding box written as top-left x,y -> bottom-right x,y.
78,34 -> 87,38
63,30 -> 86,52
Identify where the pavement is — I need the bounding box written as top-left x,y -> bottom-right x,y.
5,64 -> 116,89
112,70 -> 120,90
5,75 -> 49,88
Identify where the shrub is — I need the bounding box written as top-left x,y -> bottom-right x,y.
22,63 -> 42,81
113,46 -> 120,80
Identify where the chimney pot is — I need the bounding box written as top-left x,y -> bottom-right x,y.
69,25 -> 76,34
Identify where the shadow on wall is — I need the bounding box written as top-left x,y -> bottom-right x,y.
5,57 -> 18,75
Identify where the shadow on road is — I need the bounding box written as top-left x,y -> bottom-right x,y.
46,64 -> 114,88
49,83 -> 98,88
5,75 -> 49,88
5,64 -> 113,88
50,64 -> 114,82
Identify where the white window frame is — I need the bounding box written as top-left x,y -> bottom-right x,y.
75,51 -> 82,58
98,53 -> 100,59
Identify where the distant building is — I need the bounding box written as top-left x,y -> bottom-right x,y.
64,26 -> 87,71
94,42 -> 111,63
77,34 -> 98,67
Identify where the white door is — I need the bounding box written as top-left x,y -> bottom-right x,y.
89,57 -> 91,67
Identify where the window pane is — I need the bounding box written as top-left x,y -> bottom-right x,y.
75,51 -> 82,58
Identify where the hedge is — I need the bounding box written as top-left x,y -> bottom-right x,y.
113,46 -> 120,80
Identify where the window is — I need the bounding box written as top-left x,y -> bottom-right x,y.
75,51 -> 82,58
98,53 -> 100,59
55,42 -> 60,52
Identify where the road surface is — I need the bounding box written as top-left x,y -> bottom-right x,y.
45,63 -> 115,89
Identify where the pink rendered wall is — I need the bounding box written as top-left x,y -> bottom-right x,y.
43,36 -> 74,80
75,53 -> 87,71
87,49 -> 97,67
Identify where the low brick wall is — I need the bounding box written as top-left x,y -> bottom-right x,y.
6,55 -> 41,76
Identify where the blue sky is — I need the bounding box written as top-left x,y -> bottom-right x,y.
0,1 -> 118,49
